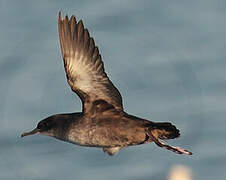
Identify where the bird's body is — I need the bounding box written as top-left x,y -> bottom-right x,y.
33,111 -> 183,155
64,112 -> 147,148
48,112 -> 149,148
21,12 -> 192,156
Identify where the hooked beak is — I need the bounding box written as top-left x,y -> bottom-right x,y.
21,128 -> 40,137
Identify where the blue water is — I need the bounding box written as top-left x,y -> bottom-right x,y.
1,0 -> 226,179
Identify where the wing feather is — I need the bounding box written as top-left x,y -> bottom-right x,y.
58,12 -> 123,114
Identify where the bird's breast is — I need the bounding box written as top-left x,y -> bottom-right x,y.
65,122 -> 110,147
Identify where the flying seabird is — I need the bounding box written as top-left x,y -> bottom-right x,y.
21,12 -> 192,156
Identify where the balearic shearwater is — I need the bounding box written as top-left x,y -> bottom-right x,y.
21,12 -> 192,156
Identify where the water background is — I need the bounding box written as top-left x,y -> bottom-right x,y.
1,0 -> 226,179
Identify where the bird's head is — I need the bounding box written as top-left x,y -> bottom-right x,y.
21,116 -> 58,138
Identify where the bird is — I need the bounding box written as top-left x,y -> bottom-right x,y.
21,12 -> 192,156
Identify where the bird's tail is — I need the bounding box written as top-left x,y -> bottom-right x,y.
150,122 -> 180,140
146,122 -> 192,155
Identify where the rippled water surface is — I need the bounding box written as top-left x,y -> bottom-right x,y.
1,0 -> 226,179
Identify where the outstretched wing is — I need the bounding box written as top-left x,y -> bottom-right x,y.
58,12 -> 123,114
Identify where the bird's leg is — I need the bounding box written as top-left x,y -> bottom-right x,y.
103,147 -> 122,156
147,131 -> 192,155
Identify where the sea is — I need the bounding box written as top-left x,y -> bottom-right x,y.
1,0 -> 226,179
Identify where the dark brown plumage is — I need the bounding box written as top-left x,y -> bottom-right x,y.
21,12 -> 192,156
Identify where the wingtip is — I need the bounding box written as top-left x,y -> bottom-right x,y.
65,14 -> 69,22
58,12 -> 78,24
58,11 -> 69,21
78,20 -> 84,28
70,15 -> 76,22
58,11 -> 62,21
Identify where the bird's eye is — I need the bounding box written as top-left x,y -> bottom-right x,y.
37,121 -> 48,129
